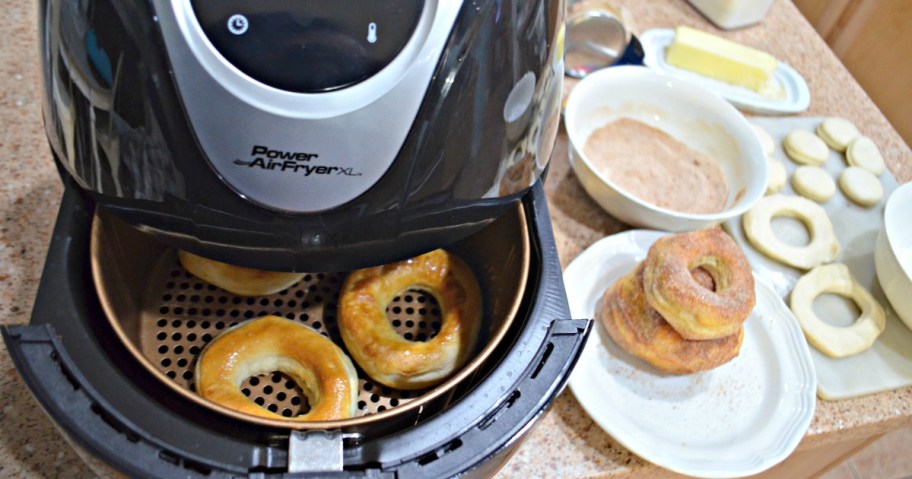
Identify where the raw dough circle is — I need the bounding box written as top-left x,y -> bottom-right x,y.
846,136 -> 886,175
816,117 -> 860,152
791,165 -> 836,202
839,166 -> 884,207
753,124 -> 776,156
766,158 -> 787,195
784,130 -> 829,166
742,194 -> 840,270
789,263 -> 886,358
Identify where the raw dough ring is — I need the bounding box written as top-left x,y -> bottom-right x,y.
643,228 -> 756,340
179,250 -> 304,297
743,194 -> 841,270
789,263 -> 886,358
599,262 -> 744,375
195,315 -> 359,421
338,249 -> 483,390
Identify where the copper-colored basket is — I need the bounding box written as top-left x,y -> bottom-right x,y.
90,205 -> 530,430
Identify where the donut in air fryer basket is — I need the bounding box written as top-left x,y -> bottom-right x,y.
178,250 -> 304,297
338,249 -> 483,390
195,315 -> 358,421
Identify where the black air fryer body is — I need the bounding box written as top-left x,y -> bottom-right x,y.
4,0 -> 595,477
43,0 -> 565,271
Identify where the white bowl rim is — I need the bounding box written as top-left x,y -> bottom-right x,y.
564,66 -> 768,222
883,181 -> 912,280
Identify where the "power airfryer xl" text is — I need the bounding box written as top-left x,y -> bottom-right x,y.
233,145 -> 361,177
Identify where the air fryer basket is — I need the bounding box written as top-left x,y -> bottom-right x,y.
90,202 -> 530,430
4,180 -> 591,477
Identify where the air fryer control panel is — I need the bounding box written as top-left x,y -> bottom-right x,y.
190,1 -> 424,93
154,0 -> 462,213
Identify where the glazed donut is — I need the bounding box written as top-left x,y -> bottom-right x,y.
643,228 -> 756,340
195,315 -> 358,421
179,250 -> 304,297
338,249 -> 483,390
599,263 -> 744,375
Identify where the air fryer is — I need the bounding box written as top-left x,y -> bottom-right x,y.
41,0 -> 566,271
3,0 -> 593,477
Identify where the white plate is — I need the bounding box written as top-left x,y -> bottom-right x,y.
640,29 -> 810,115
566,230 -> 817,478
726,117 -> 912,401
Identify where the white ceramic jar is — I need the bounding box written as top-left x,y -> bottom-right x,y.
687,0 -> 775,30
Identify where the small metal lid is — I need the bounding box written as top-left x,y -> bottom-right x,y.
564,10 -> 628,79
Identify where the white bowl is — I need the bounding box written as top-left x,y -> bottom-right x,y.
564,66 -> 767,231
875,182 -> 912,331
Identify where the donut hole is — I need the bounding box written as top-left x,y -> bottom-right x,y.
690,266 -> 717,292
812,292 -> 863,328
771,215 -> 812,247
385,289 -> 443,342
241,372 -> 311,418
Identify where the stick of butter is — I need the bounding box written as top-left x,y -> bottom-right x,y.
665,26 -> 777,94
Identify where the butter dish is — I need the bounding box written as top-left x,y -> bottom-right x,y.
641,28 -> 810,115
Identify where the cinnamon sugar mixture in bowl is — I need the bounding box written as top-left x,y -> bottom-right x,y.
564,66 -> 767,231
583,118 -> 729,214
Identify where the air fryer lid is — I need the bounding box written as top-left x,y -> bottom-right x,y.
90,201 -> 530,431
42,0 -> 564,272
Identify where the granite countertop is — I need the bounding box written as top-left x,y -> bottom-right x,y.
0,0 -> 910,478
497,1 -> 912,478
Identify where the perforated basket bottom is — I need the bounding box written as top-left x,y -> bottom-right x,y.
143,257 -> 444,419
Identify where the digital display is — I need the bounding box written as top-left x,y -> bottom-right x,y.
191,1 -> 425,92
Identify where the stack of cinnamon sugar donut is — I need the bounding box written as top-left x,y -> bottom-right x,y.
599,228 -> 756,374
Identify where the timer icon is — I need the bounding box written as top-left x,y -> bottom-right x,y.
227,14 -> 249,35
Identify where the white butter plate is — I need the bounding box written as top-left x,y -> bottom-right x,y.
639,28 -> 810,115
565,230 -> 816,478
